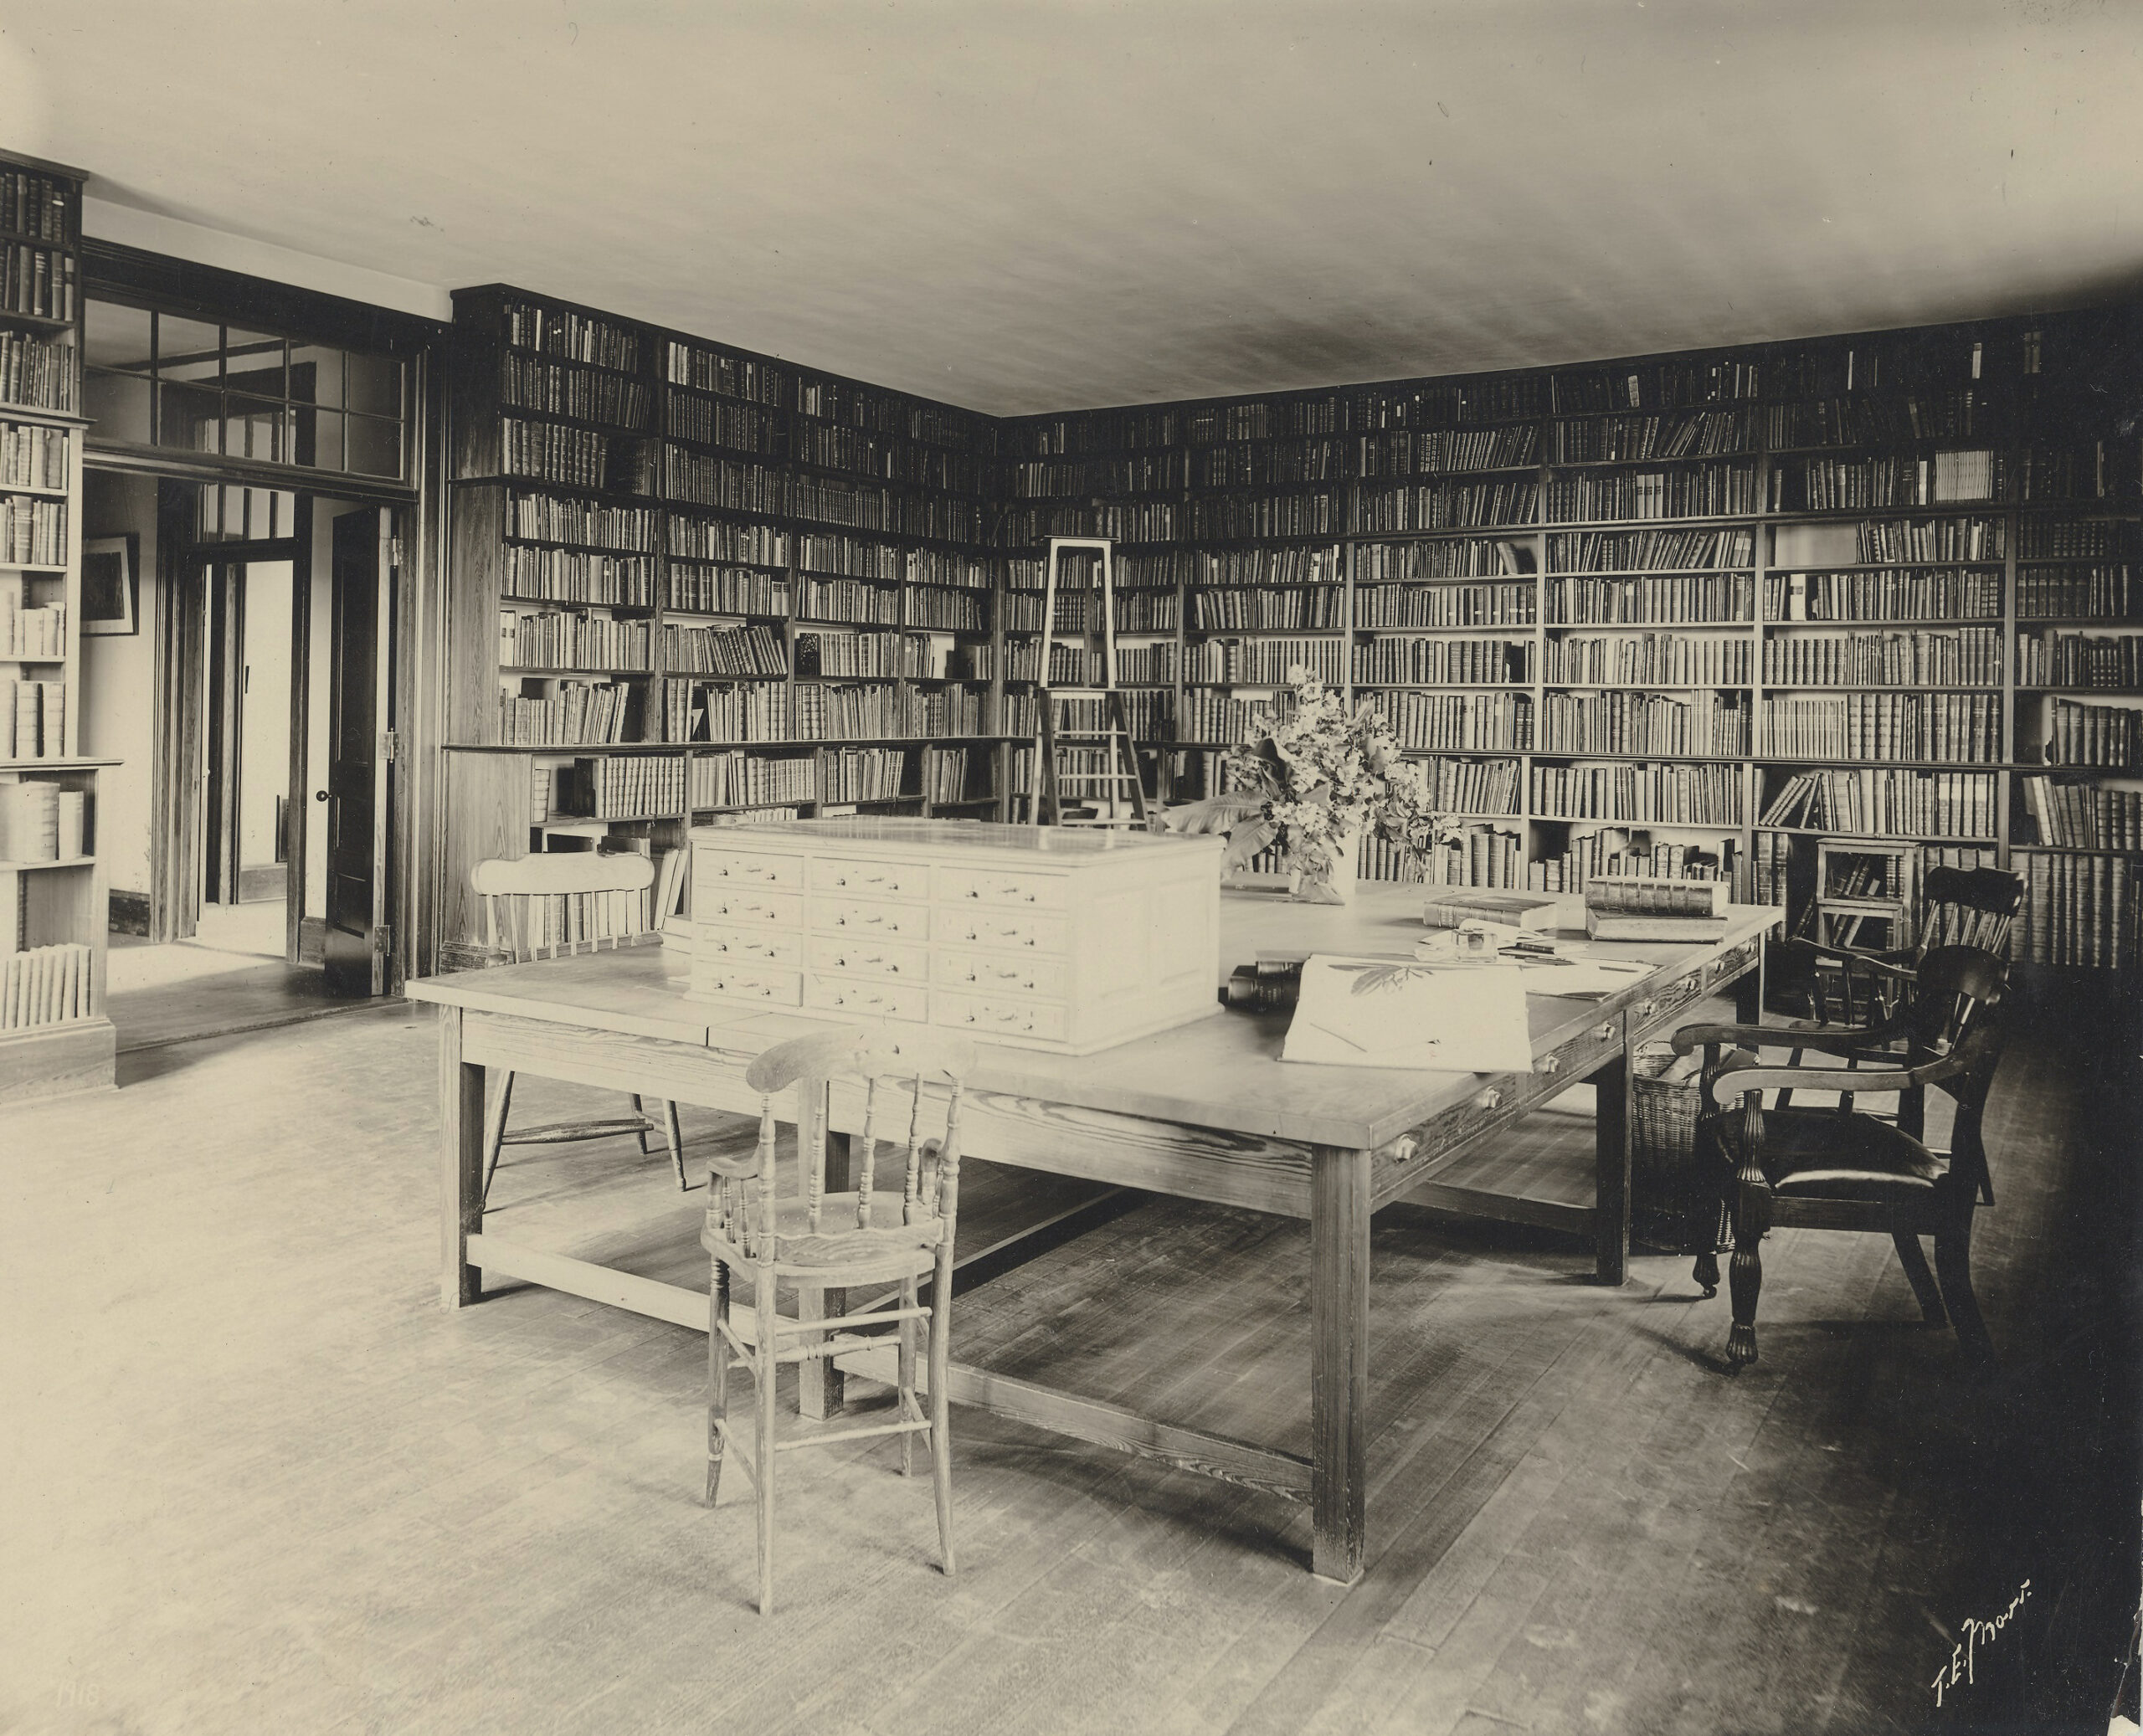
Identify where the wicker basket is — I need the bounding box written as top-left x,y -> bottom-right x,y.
1630,1042 -> 1718,1255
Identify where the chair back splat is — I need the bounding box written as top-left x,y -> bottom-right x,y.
472,851 -> 656,964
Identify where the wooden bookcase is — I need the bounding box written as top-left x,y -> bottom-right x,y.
0,149 -> 116,1102
999,305 -> 2143,978
441,286 -> 1013,950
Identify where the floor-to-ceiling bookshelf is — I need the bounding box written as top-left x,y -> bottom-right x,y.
440,285 -> 1011,950
0,148 -> 115,1101
1000,305 -> 2143,976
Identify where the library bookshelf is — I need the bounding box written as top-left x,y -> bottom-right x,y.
1000,307 -> 2143,980
0,151 -> 112,1102
440,286 -> 1015,951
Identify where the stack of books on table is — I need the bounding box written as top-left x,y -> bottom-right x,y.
1584,876 -> 1729,941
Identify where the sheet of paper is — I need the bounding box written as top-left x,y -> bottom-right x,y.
1280,954 -> 1537,1073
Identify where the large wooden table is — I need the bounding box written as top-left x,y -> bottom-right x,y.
409,885 -> 1776,1581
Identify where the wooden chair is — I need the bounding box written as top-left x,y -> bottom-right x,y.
1784,864 -> 2022,1030
471,853 -> 686,1201
1669,946 -> 2012,1371
702,1025 -> 976,1615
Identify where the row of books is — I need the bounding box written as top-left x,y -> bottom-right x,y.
792,681 -> 986,741
998,592 -> 1179,634
1365,689 -> 1534,752
794,629 -> 943,680
1544,571 -> 1755,623
1361,424 -> 1540,475
1530,761 -> 1744,824
1853,516 -> 2007,563
1,496 -> 64,566
630,444 -> 982,542
1766,567 -> 2002,622
664,340 -> 788,407
664,622 -> 785,677
0,330 -> 75,414
1195,438 -> 1353,485
1544,464 -> 1756,522
1418,824 -> 1526,888
1538,691 -> 1749,757
1764,393 -> 1999,449
498,418 -> 607,489
1188,586 -> 1344,631
1770,451 -> 2002,511
565,755 -> 686,819
1417,755 -> 1524,815
820,747 -> 910,804
1354,480 -> 1539,533
1760,692 -> 2002,763
1355,832 -> 1426,884
2045,699 -> 2142,768
0,240 -> 75,322
1017,689 -> 1172,740
2014,849 -> 2137,969
1554,359 -> 1762,413
2015,564 -> 2134,619
1757,768 -> 1999,838
1762,625 -> 2005,687
922,746 -> 978,804
794,537 -> 987,591
2019,518 -> 2135,560
506,302 -> 641,372
694,750 -> 815,810
791,421 -> 986,496
799,379 -> 981,452
664,564 -> 786,616
1529,835 -> 1737,896
1544,631 -> 1747,686
663,391 -> 780,455
1,593 -> 64,658
906,588 -> 985,632
669,679 -> 789,742
497,681 -> 632,746
0,421 -> 67,490
1355,634 -> 1530,686
1355,582 -> 1535,629
2016,631 -> 2140,690
1355,538 -> 1533,582
0,778 -> 84,860
501,355 -> 652,428
502,546 -> 654,605
2018,777 -> 2143,851
508,490 -> 658,552
0,171 -> 69,245
497,611 -> 650,671
4,677 -> 63,757
791,576 -> 898,625
1554,409 -> 1755,464
669,515 -> 787,565
0,942 -> 95,1030
1185,636 -> 1346,686
1750,829 -> 1791,907
1547,529 -> 1755,573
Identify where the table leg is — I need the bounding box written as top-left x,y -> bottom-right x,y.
1310,1143 -> 1370,1584
1593,1024 -> 1633,1286
1734,948 -> 1765,1025
439,1005 -> 486,1308
799,1128 -> 851,1420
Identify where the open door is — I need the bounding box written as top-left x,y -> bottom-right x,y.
324,508 -> 395,995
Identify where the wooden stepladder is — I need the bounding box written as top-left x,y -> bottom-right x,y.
1034,536 -> 1149,828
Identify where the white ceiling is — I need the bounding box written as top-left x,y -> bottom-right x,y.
5,1 -> 2140,417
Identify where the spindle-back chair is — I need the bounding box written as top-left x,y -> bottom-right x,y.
701,1025 -> 976,1615
470,853 -> 686,1199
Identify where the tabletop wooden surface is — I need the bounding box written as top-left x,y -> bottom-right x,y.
408,886 -> 1780,1150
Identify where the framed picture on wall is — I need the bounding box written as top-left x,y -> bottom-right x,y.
82,534 -> 139,635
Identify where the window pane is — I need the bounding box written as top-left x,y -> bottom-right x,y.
85,300 -> 154,374
346,352 -> 400,418
231,396 -> 293,464
346,412 -> 401,477
83,367 -> 152,444
157,315 -> 222,388
160,380 -> 222,453
296,405 -> 342,470
225,328 -> 287,399
289,344 -> 343,408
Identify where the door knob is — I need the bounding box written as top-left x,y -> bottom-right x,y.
313,790 -> 329,802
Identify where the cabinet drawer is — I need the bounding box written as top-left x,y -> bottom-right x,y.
808,856 -> 931,901
699,923 -> 804,968
810,896 -> 931,941
935,866 -> 1068,911
696,849 -> 803,891
935,991 -> 1068,1044
805,932 -> 931,982
691,963 -> 802,1007
940,907 -> 1067,953
1629,966 -> 1708,1034
1707,939 -> 1760,987
934,948 -> 1069,999
697,889 -> 803,929
803,972 -> 928,1023
1537,1012 -> 1625,1085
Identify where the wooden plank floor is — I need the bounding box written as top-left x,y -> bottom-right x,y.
106,936 -> 377,1054
0,991 -> 2132,1735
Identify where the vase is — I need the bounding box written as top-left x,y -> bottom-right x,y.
1287,824 -> 1360,906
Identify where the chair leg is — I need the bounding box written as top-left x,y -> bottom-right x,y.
479,1071 -> 516,1204
927,1259 -> 955,1576
1693,1195 -> 1728,1299
1933,1212 -> 1996,1369
706,1260 -> 732,1507
898,1275 -> 919,1477
1725,1158 -> 1771,1370
1891,1230 -> 1948,1328
631,1093 -> 652,1156
661,1100 -> 687,1191
755,1267 -> 780,1615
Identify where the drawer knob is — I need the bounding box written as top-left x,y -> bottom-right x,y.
1633,999 -> 1656,1018
1595,1020 -> 1617,1041
1537,1055 -> 1560,1076
1477,1088 -> 1502,1110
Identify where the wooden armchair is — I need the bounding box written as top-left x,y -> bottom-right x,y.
702,1025 -> 976,1615
1783,865 -> 2022,1030
471,854 -> 686,1201
1669,946 -> 2012,1371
